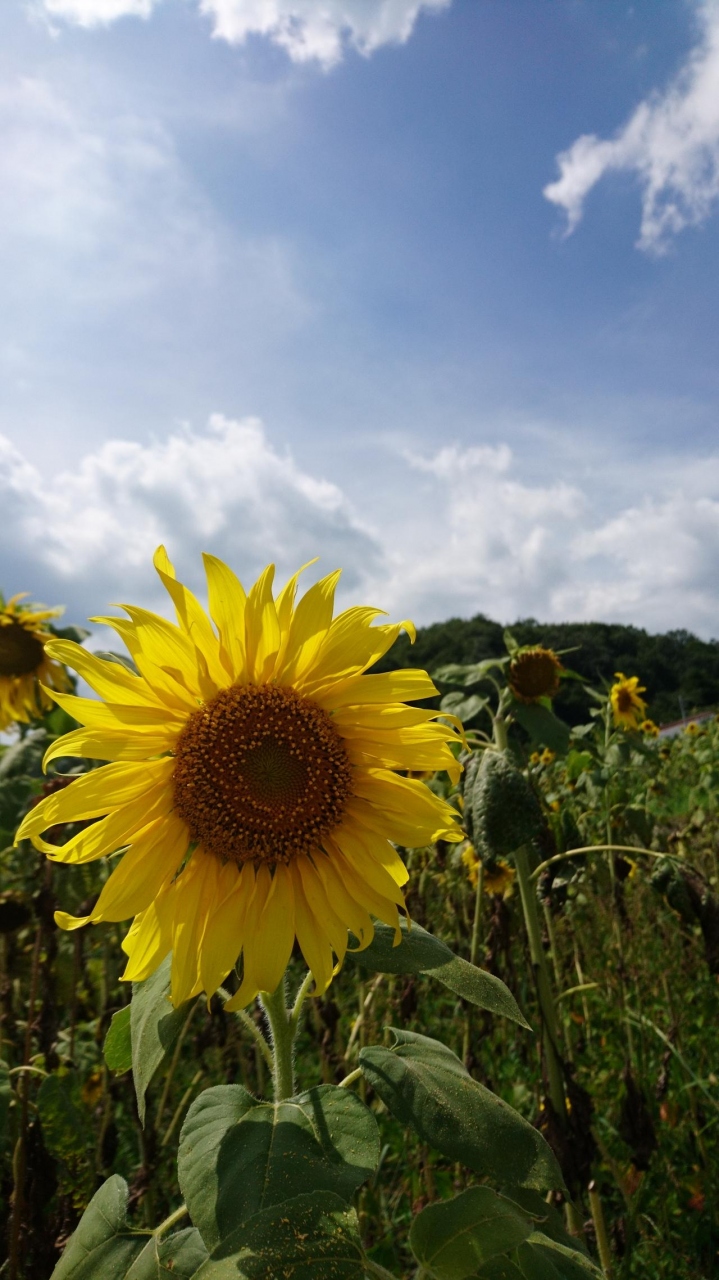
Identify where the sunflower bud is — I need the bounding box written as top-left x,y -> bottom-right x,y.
470,749 -> 544,859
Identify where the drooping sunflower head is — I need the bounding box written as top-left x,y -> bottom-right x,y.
16,549 -> 464,1008
0,594 -> 71,732
610,672 -> 647,730
508,646 -> 562,704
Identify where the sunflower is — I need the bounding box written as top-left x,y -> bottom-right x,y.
16,550 -> 463,1008
0,595 -> 71,732
640,719 -> 659,738
508,646 -> 562,703
610,673 -> 647,730
460,844 -> 514,897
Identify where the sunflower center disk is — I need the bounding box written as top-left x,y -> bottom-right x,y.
0,623 -> 45,678
616,689 -> 634,713
172,683 -> 353,866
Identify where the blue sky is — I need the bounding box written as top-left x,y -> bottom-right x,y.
2,0 -> 719,637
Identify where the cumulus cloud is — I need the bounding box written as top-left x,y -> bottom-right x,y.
36,0 -> 450,67
544,0 -> 719,252
3,419 -> 719,639
0,416 -> 384,621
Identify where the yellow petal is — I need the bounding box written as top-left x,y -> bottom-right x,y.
295,856 -> 348,968
203,553 -> 247,682
170,854 -> 223,1005
121,892 -> 174,983
244,565 -> 280,683
153,546 -> 227,690
36,783 -> 172,862
78,813 -> 189,925
43,641 -> 163,708
291,862 -> 335,993
199,861 -> 252,999
276,570 -> 342,684
16,759 -> 175,843
43,728 -> 176,768
316,669 -> 437,712
252,863 -> 295,996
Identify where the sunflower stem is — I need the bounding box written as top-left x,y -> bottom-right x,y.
260,979 -> 295,1101
289,969 -> 316,1037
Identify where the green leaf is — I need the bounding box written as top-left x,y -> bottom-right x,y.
348,921 -> 530,1028
475,1261 -> 524,1279
359,1031 -> 563,1192
193,1191 -> 365,1279
131,955 -> 194,1125
503,1190 -> 590,1258
104,1006 -> 133,1074
434,659 -> 508,688
349,918 -> 454,975
511,703 -> 570,755
440,692 -> 491,724
125,1228 -> 208,1279
37,1069 -> 96,1209
409,1187 -> 533,1279
50,1176 -> 151,1279
427,956 -> 531,1030
178,1083 -> 379,1248
515,1233 -> 604,1279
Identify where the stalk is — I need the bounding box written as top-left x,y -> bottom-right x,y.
513,845 -> 565,1120
260,979 -> 295,1101
588,1181 -> 613,1276
462,859 -> 484,1065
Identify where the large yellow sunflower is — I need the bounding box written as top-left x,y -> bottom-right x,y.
610,672 -> 647,730
16,550 -> 463,1007
0,595 -> 71,732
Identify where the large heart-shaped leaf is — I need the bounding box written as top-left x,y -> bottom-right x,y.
125,1228 -> 208,1279
50,1177 -> 151,1279
359,1030 -> 562,1191
193,1191 -> 365,1279
514,1233 -> 604,1279
131,955 -> 194,1124
409,1187 -> 533,1279
178,1084 -> 379,1248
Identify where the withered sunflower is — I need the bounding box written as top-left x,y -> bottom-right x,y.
17,550 -> 463,1007
508,646 -> 562,703
0,595 -> 71,732
610,672 -> 647,730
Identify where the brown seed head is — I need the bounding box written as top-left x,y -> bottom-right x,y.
0,622 -> 45,678
172,683 -> 353,866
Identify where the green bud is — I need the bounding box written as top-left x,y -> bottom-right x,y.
470,749 -> 544,859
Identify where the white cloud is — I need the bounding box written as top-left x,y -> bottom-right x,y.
35,0 -> 450,66
0,416 -> 383,619
41,0 -> 157,24
544,0 -> 719,252
3,419 -> 719,639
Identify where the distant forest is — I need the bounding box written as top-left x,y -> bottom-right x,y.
378,615 -> 719,728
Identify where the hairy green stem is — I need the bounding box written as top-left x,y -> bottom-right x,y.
289,969 -> 316,1036
513,845 -> 565,1120
589,1181 -> 613,1276
260,979 -> 295,1101
153,1203 -> 189,1237
338,1066 -> 363,1089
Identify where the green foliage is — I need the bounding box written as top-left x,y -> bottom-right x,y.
37,1070 -> 96,1209
409,1187 -> 533,1278
131,956 -> 194,1124
380,613 -> 719,727
125,1229 -> 208,1279
50,1176 -> 152,1279
177,1084 -> 379,1247
359,1030 -> 563,1191
193,1191 -> 364,1279
104,1006 -> 133,1074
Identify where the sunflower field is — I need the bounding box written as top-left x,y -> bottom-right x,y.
0,562 -> 718,1280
